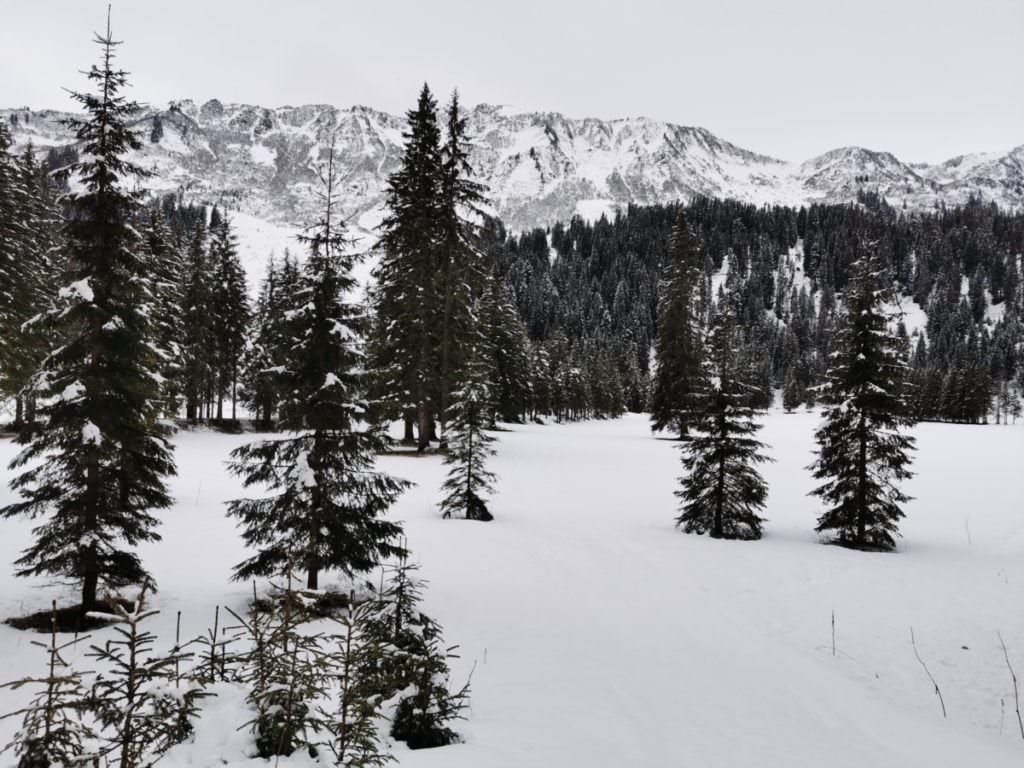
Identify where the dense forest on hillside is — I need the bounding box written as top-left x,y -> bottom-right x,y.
486,194 -> 1024,423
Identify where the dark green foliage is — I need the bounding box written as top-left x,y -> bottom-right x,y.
360,558 -> 468,750
240,252 -> 300,429
208,217 -> 250,421
371,84 -> 445,450
479,278 -> 531,423
488,196 -> 1024,427
88,583 -> 206,768
676,301 -> 772,540
370,85 -> 490,449
179,222 -> 213,421
0,130 -> 63,431
809,250 -> 916,551
234,575 -> 327,759
228,139 -> 410,589
440,357 -> 497,521
0,603 -> 94,768
651,211 -> 705,437
320,598 -> 394,767
139,210 -> 186,418
1,19 -> 175,610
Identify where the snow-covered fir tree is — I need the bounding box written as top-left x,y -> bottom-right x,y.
370,84 -> 491,449
227,137 -> 410,589
676,298 -> 772,540
139,209 -> 186,418
180,221 -> 213,421
360,557 -> 469,749
809,249 -> 916,551
440,355 -> 498,521
650,210 -> 704,438
371,84 -> 445,451
479,278 -> 531,424
240,252 -> 298,429
0,126 -> 63,431
434,90 -> 489,439
1,17 -> 175,612
208,217 -> 250,422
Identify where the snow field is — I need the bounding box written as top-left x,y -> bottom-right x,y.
0,412 -> 1022,766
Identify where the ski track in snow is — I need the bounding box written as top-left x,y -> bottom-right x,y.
0,413 -> 1022,766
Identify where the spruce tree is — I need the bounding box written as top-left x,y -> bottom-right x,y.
140,209 -> 186,418
650,210 -> 704,437
809,250 -> 916,551
241,254 -> 292,430
480,277 -> 532,423
0,132 -> 62,430
180,222 -> 213,421
228,138 -> 410,589
209,217 -> 250,422
435,90 -> 489,440
1,16 -> 175,611
440,356 -> 498,522
371,84 -> 444,451
676,301 -> 772,540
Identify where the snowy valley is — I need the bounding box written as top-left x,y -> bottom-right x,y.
1,413 -> 1023,767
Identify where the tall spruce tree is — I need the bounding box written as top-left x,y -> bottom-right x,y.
228,137 -> 410,589
180,221 -> 213,422
435,90 -> 489,440
241,253 -> 295,430
208,217 -> 250,422
140,209 -> 186,418
372,84 -> 445,451
809,249 -> 916,551
650,210 -> 704,437
0,132 -> 63,430
1,15 -> 175,611
676,299 -> 772,540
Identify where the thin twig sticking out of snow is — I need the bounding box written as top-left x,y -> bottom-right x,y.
997,631 -> 1024,739
910,627 -> 946,718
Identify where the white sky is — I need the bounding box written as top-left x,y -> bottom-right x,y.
2,0 -> 1022,163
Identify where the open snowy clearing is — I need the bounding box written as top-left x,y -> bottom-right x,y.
1,412 -> 1022,767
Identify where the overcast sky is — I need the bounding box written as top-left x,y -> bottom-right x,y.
2,0 -> 1022,163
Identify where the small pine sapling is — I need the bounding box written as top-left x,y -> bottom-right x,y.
440,358 -> 497,522
318,593 -> 394,767
361,557 -> 469,749
237,571 -> 329,759
0,602 -> 95,768
88,582 -> 206,768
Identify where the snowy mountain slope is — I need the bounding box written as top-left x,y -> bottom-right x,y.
4,101 -> 1023,235
1,414 -> 1023,766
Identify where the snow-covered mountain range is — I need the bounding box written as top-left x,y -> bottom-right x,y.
4,100 -> 1023,236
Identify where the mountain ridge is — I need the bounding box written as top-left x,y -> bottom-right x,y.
3,100 -> 1023,234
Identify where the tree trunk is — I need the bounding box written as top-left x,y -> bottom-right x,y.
417,405 -> 430,452
856,412 -> 868,546
403,414 -> 416,442
81,544 -> 98,612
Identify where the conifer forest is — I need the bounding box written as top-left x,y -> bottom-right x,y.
1,4 -> 1022,767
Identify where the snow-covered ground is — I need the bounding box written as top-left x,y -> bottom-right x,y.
1,412 -> 1022,766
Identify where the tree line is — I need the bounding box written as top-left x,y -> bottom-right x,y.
488,194 -> 1024,424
